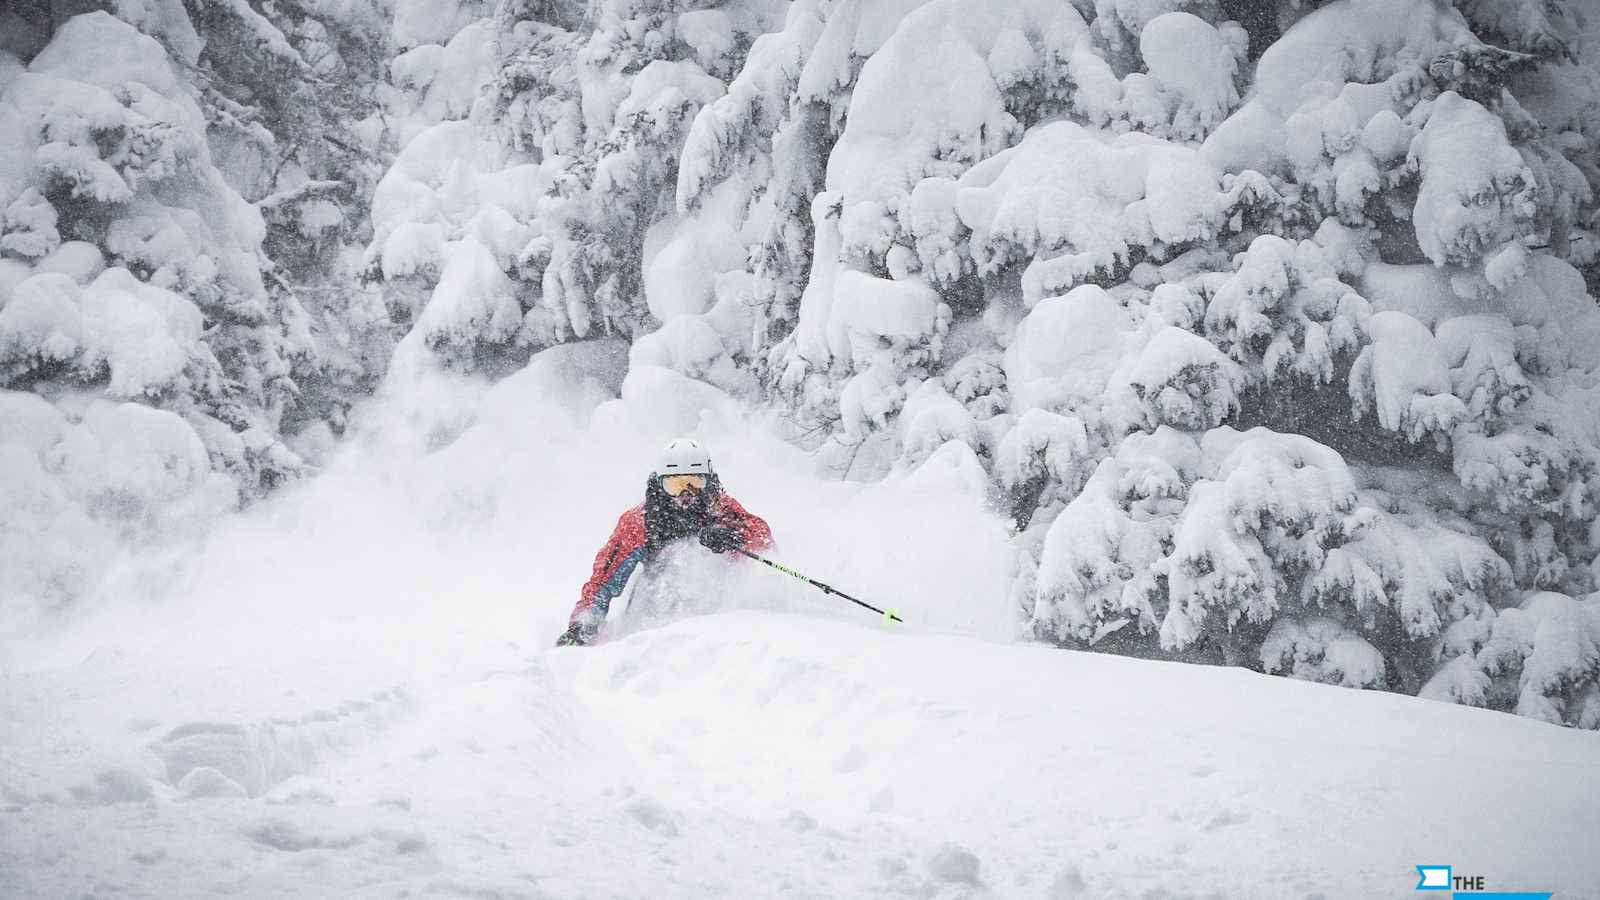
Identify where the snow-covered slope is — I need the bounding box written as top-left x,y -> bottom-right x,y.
5,276 -> 1597,898
4,2 -> 1600,894
4,609 -> 1597,899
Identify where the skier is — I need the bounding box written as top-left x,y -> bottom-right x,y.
555,438 -> 773,646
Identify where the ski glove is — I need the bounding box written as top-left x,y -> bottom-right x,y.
555,622 -> 595,647
699,524 -> 742,554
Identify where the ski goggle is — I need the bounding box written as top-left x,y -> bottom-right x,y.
660,473 -> 708,496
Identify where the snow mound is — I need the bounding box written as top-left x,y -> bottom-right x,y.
1409,92 -> 1538,268
1252,0 -> 1473,117
7,611 -> 1598,897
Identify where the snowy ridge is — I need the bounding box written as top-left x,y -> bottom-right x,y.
151,686 -> 415,799
4,610 -> 1598,898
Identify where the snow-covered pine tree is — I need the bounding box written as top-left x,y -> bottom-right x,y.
191,0 -> 397,458
4,0 -> 1599,728
363,0 -> 787,384
0,9 -> 262,624
648,0 -> 1600,726
0,0 -> 400,625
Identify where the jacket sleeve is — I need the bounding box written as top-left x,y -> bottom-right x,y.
571,507 -> 647,626
715,494 -> 773,551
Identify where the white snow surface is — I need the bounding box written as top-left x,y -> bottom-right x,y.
6,609 -> 1597,898
5,347 -> 1598,898
1138,13 -> 1239,139
1251,0 -> 1472,118
7,1 -> 1600,896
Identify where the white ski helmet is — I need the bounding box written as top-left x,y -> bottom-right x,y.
654,437 -> 714,477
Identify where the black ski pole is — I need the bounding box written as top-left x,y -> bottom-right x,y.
732,548 -> 903,623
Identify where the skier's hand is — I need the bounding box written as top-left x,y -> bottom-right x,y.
555,622 -> 595,647
699,524 -> 742,554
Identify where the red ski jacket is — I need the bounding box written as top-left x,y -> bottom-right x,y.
568,493 -> 772,627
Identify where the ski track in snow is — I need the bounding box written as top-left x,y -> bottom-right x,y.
4,610 -> 1598,900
